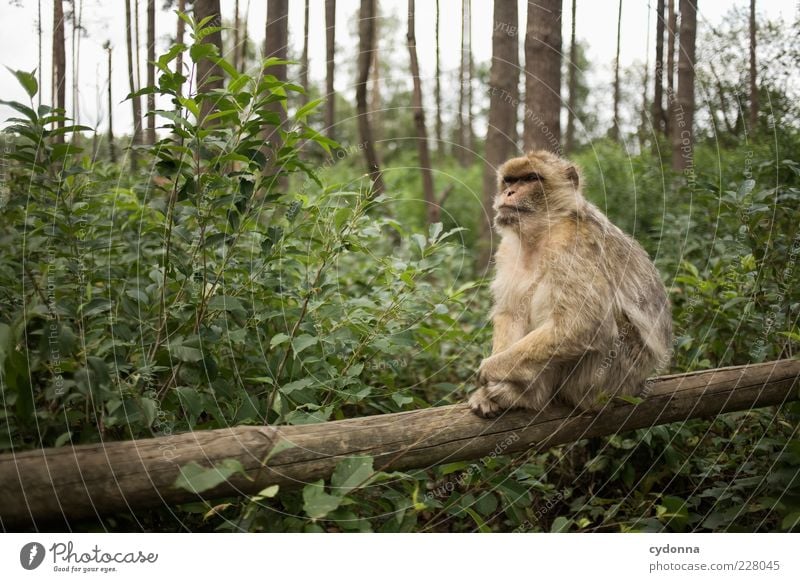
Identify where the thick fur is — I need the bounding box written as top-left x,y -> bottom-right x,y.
469,150 -> 672,418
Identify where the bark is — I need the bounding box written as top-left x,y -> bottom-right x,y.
466,0 -> 474,155
324,0 -> 336,140
2,360 -> 798,528
194,0 -> 223,120
124,0 -> 142,165
749,0 -> 758,132
301,0 -> 310,103
435,0 -> 442,151
653,0 -> 666,133
106,43 -> 116,163
370,2 -> 381,143
610,0 -> 622,141
523,0 -> 562,152
407,0 -> 436,224
52,0 -> 66,143
265,0 -> 289,191
478,0 -> 519,271
38,0 -> 42,107
457,0 -> 471,165
356,0 -> 385,195
671,0 -> 696,173
665,0 -> 676,136
134,0 -> 142,93
233,0 -> 240,72
565,0 -> 577,153
146,0 -> 156,145
176,0 -> 185,79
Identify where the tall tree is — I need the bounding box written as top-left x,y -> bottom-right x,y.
565,0 -> 578,153
653,0 -> 666,133
466,0 -> 474,154
176,0 -> 185,79
134,0 -> 142,93
38,0 -> 42,108
146,0 -> 156,145
671,0 -> 697,173
479,0 -> 519,269
407,0 -> 436,224
265,0 -> 289,190
52,0 -> 66,142
104,41 -> 116,163
435,0 -> 442,151
301,0 -> 310,102
194,0 -> 223,119
324,0 -> 336,140
665,0 -> 676,136
124,0 -> 142,166
356,0 -> 385,194
749,0 -> 758,131
70,0 -> 84,125
370,4 -> 382,143
524,0 -> 563,152
610,0 -> 623,141
457,0 -> 471,165
233,0 -> 241,72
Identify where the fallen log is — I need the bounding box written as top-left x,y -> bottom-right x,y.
1,359 -> 799,529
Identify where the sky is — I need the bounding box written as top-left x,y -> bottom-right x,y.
0,0 -> 797,136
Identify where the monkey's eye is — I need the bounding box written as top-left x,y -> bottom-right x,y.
521,173 -> 543,182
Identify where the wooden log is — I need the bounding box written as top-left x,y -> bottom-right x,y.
1,359 -> 799,528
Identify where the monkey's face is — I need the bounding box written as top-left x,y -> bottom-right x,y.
493,152 -> 581,230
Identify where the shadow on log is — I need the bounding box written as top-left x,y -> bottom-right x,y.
1,359 -> 799,529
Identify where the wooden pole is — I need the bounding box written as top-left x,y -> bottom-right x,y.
1,360 -> 798,528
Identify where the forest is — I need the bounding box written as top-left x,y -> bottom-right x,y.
0,0 -> 799,534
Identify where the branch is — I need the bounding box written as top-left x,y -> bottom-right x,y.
1,359 -> 798,528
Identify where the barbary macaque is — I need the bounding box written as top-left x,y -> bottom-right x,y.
469,150 -> 672,418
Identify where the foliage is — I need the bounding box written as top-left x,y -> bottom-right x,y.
1,14 -> 799,533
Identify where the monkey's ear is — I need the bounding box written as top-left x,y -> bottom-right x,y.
566,166 -> 580,189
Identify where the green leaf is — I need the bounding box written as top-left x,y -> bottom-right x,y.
616,394 -> 644,405
331,455 -> 374,495
294,97 -> 324,122
8,68 -> 38,98
291,334 -> 318,356
251,484 -> 280,502
171,345 -> 204,363
270,333 -> 290,348
302,480 -> 342,519
207,295 -> 245,312
174,459 -> 248,494
551,516 -> 571,532
280,378 -> 314,395
81,297 -> 112,318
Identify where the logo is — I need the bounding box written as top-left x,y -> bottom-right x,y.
20,542 -> 46,570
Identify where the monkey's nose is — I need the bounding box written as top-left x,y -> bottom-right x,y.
506,190 -> 515,197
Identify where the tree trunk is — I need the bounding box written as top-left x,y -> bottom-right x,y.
565,0 -> 577,153
233,0 -> 241,73
176,0 -> 185,78
665,0 -> 676,137
749,0 -> 758,132
106,43 -> 115,164
38,0 -> 42,107
146,0 -> 156,145
3,360 -> 798,528
407,0 -> 437,225
370,2 -> 381,143
457,0 -> 466,163
653,0 -> 666,134
523,0 -> 562,153
52,0 -> 66,143
478,0 -> 519,270
610,0 -> 622,141
466,0 -> 474,156
325,0 -> 336,140
124,0 -> 142,167
671,0 -> 696,173
194,0 -> 223,120
356,0 -> 385,195
639,7 -> 651,149
301,0 -> 310,102
435,0 -> 442,152
265,0 -> 289,191
134,0 -> 142,94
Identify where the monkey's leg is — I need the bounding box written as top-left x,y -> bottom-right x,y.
468,382 -> 523,418
478,321 -> 600,387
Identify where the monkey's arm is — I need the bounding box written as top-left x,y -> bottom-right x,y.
479,248 -> 614,386
490,312 -> 527,354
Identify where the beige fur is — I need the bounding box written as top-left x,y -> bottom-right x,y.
469,151 -> 672,418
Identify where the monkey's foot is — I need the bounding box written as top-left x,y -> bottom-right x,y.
468,383 -> 519,419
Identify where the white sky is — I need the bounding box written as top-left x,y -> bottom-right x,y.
0,0 -> 796,136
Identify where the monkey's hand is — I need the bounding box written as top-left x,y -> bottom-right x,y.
469,382 -> 521,418
477,352 -> 536,386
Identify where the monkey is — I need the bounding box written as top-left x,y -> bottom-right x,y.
468,150 -> 672,418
